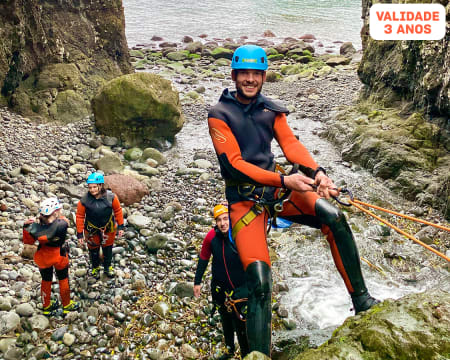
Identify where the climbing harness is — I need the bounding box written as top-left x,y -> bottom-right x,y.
224,289 -> 247,322
85,213 -> 115,246
231,164 -> 299,240
333,188 -> 450,262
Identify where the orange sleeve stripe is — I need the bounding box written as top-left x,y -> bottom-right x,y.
112,195 -> 124,226
208,117 -> 282,187
75,201 -> 86,234
273,113 -> 319,170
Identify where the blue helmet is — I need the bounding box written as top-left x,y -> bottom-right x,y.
86,172 -> 104,184
231,45 -> 268,71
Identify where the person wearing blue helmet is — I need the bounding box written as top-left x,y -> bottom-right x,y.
76,172 -> 124,279
208,44 -> 379,355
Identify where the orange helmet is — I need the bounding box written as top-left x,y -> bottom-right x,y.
213,204 -> 228,219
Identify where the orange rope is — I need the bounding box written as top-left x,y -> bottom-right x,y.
352,199 -> 450,232
349,199 -> 450,262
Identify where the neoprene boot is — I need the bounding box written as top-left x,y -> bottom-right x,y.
352,291 -> 380,314
103,245 -> 114,277
245,260 -> 272,356
315,198 -> 379,312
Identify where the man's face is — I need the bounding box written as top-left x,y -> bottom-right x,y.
232,69 -> 266,104
88,184 -> 101,197
215,213 -> 229,234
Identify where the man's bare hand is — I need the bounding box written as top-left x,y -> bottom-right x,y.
194,285 -> 201,298
314,172 -> 339,199
283,173 -> 315,192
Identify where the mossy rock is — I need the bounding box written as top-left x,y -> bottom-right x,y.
92,72 -> 184,148
129,49 -> 145,59
166,50 -> 190,61
293,290 -> 450,360
48,90 -> 90,123
210,47 -> 234,60
35,63 -> 83,91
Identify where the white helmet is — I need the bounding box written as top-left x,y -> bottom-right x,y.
39,198 -> 62,216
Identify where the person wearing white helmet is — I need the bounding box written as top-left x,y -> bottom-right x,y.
22,197 -> 80,316
207,44 -> 379,355
76,172 -> 124,279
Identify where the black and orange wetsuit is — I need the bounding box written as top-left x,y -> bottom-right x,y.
208,88 -> 372,354
23,217 -> 72,308
76,190 -> 124,271
194,227 -> 249,357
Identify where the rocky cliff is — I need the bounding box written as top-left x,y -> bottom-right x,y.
0,0 -> 132,123
359,0 -> 449,117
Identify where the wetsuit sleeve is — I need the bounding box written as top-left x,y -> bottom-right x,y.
273,113 -> 320,178
76,201 -> 86,237
199,229 -> 215,260
22,224 -> 36,245
112,195 -> 124,230
194,229 -> 215,285
194,259 -> 209,285
209,117 -> 283,187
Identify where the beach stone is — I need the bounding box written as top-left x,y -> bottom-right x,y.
180,343 -> 199,359
95,153 -> 124,174
28,315 -> 49,331
105,174 -> 149,206
21,244 -> 37,259
145,234 -> 168,253
3,346 -> 23,360
15,303 -> 34,317
152,302 -> 170,318
141,148 -> 167,165
124,147 -> 143,161
325,56 -> 351,66
0,338 -> 16,353
244,352 -> 271,360
340,42 -> 356,56
63,332 -> 75,346
128,214 -> 151,229
0,311 -> 20,335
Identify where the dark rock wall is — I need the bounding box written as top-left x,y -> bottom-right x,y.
359,0 -> 449,117
0,0 -> 133,121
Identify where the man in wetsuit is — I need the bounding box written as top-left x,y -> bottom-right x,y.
194,204 -> 249,359
207,44 -> 379,355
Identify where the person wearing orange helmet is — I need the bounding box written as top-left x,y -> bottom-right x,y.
207,44 -> 379,355
194,204 -> 249,359
22,197 -> 80,316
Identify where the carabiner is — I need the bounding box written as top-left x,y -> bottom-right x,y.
332,188 -> 353,207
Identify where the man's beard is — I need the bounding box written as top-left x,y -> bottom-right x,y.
236,85 -> 261,101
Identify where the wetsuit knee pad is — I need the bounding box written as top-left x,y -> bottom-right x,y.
315,198 -> 343,225
39,267 -> 53,282
246,261 -> 272,296
55,267 -> 69,280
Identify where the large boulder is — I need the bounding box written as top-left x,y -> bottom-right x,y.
359,0 -> 449,117
292,289 -> 449,360
92,73 -> 184,148
0,0 -> 132,121
104,174 -> 149,206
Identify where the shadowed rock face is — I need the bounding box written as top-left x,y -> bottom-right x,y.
0,0 -> 133,122
359,0 -> 449,117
